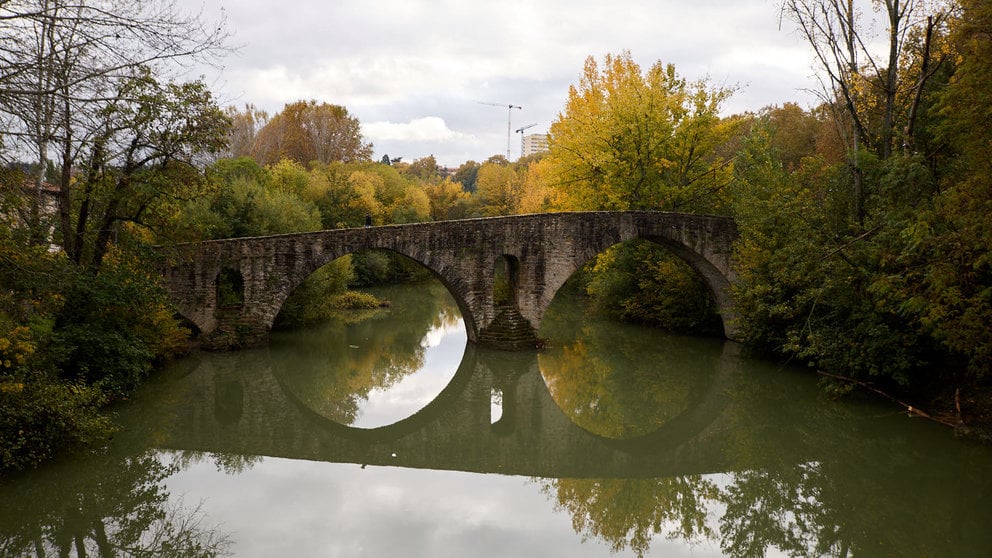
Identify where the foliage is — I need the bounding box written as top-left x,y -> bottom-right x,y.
913,0 -> 992,379
536,52 -> 738,334
65,70 -> 231,267
517,157 -> 554,214
724,3 -> 991,407
0,227 -> 183,472
584,241 -> 721,335
731,117 -> 951,391
250,100 -> 373,165
452,160 -> 481,192
0,0 -> 230,248
52,250 -> 190,396
274,259 -> 356,329
328,290 -> 386,310
349,250 -> 432,287
0,451 -> 232,555
475,159 -> 524,216
547,51 -> 737,213
423,178 -> 472,220
0,379 -> 114,472
176,163 -> 322,240
542,477 -> 717,556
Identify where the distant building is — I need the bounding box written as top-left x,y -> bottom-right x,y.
521,134 -> 548,157
5,180 -> 62,251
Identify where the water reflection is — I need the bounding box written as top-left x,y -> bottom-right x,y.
0,451 -> 230,557
2,281 -> 992,557
272,282 -> 465,429
539,298 -> 725,440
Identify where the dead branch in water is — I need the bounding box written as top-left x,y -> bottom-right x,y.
816,369 -> 963,429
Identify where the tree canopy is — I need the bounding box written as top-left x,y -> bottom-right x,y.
249,100 -> 373,166
546,51 -> 737,214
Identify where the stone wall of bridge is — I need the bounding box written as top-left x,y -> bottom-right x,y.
157,211 -> 739,349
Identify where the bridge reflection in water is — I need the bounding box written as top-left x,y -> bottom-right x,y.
162,341 -> 747,478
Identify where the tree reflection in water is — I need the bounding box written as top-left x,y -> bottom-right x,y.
541,477 -> 718,556
537,289 -> 992,557
273,281 -> 464,427
0,451 -> 230,557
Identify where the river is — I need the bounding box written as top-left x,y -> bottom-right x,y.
2,279 -> 991,557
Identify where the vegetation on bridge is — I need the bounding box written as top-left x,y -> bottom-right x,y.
2,0 -> 991,472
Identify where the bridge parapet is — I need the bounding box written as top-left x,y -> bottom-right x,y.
157,211 -> 738,349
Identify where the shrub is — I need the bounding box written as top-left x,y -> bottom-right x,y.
0,378 -> 116,472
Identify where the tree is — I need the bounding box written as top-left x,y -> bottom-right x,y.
475,159 -> 523,216
67,70 -> 230,267
422,178 -> 470,221
251,100 -> 372,165
222,103 -> 269,160
452,160 -> 481,192
0,0 -> 230,245
547,51 -> 736,213
405,155 -> 441,181
780,0 -> 950,221
885,0 -> 992,380
517,157 -> 554,214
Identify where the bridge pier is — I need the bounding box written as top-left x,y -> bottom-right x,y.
158,212 -> 739,350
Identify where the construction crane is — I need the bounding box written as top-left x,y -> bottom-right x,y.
515,123 -> 537,159
478,101 -> 521,159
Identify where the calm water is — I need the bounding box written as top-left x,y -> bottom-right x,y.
3,280 -> 992,557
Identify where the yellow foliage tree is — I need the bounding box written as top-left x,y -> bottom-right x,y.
475,161 -> 524,216
423,178 -> 470,221
547,51 -> 736,214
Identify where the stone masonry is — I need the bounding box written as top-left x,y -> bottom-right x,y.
157,211 -> 739,349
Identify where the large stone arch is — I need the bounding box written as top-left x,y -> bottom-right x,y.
275,243 -> 483,343
511,212 -> 739,341
524,233 -> 737,340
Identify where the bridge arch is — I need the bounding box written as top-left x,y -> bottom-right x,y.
529,231 -> 736,340
276,246 -> 481,342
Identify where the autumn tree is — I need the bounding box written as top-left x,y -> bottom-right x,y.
517,157 -> 554,214
251,100 -> 372,166
404,155 -> 442,182
547,51 -> 736,214
423,178 -> 471,221
474,158 -> 524,216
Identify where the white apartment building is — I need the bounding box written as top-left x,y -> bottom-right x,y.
521,134 -> 548,157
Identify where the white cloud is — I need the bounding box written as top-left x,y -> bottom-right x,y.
363,117 -> 473,143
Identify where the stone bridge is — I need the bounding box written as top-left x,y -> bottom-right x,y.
157,211 -> 738,349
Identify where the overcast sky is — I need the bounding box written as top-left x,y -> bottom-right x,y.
179,0 -> 821,167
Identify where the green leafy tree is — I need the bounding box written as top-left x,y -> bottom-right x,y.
452,160 -> 481,192
66,70 -> 230,268
584,241 -> 722,335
